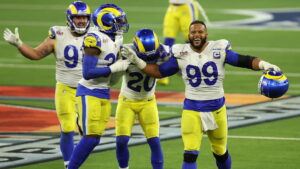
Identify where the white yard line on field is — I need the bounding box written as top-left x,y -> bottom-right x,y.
227,135 -> 300,141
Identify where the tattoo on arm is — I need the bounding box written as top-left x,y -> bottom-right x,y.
38,46 -> 52,57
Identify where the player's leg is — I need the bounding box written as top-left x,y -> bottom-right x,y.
115,95 -> 136,169
163,4 -> 180,48
139,97 -> 163,169
207,106 -> 231,169
179,2 -> 199,42
181,110 -> 203,169
68,96 -> 111,169
55,82 -> 77,168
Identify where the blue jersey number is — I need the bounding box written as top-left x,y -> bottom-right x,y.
128,72 -> 155,92
64,45 -> 79,68
104,53 -> 116,66
186,61 -> 218,87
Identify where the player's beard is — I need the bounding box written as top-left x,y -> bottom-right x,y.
190,37 -> 207,50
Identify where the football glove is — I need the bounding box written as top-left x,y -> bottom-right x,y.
109,59 -> 130,73
121,45 -> 146,69
258,60 -> 280,71
3,27 -> 23,47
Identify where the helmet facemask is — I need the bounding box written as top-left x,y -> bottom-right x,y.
66,1 -> 91,35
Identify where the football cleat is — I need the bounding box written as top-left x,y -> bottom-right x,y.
258,70 -> 289,98
133,28 -> 161,63
66,1 -> 91,34
92,4 -> 129,34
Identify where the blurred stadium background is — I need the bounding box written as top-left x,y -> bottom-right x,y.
0,0 -> 299,168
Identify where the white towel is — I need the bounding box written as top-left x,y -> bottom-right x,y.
200,112 -> 218,132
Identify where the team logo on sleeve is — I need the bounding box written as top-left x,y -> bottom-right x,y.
83,33 -> 101,48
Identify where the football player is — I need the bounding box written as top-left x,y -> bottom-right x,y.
160,0 -> 209,86
121,20 -> 281,169
3,1 -> 92,168
67,4 -> 129,169
116,29 -> 169,169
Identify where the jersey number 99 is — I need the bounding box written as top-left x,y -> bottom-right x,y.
186,61 -> 218,87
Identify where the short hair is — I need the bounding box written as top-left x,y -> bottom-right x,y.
189,20 -> 207,30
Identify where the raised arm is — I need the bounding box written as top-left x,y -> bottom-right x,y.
224,44 -> 280,71
4,27 -> 54,60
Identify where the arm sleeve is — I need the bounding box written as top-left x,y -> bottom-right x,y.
82,55 -> 111,80
224,44 -> 256,69
159,56 -> 180,77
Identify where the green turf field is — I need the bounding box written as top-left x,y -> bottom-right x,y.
1,0 -> 300,168
13,116 -> 300,169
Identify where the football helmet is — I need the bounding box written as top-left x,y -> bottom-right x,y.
133,29 -> 161,63
66,1 -> 91,34
92,4 -> 129,34
258,70 -> 289,98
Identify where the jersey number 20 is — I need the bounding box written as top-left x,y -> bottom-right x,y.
128,72 -> 155,92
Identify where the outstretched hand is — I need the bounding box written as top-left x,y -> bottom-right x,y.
3,27 -> 23,47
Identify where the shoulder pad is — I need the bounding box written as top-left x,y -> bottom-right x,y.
214,39 -> 230,49
48,27 -> 56,39
83,33 -> 102,50
171,44 -> 188,59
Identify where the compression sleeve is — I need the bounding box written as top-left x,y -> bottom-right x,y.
82,55 -> 111,80
159,56 -> 180,77
225,45 -> 256,69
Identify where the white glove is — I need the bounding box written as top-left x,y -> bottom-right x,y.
109,59 -> 130,73
3,27 -> 23,47
259,60 -> 280,71
121,45 -> 146,69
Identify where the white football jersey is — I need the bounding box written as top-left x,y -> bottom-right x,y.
78,30 -> 123,90
50,26 -> 97,88
169,0 -> 193,4
120,44 -> 170,100
172,39 -> 229,100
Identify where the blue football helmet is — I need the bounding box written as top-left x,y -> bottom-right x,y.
133,29 -> 161,63
258,70 -> 289,98
66,1 -> 91,34
92,4 -> 129,34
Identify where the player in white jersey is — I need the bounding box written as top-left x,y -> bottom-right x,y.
3,1 -> 92,168
160,0 -> 208,86
116,29 -> 169,169
121,20 -> 281,169
67,4 -> 129,169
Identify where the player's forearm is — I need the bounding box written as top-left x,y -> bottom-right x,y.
251,58 -> 261,70
83,55 -> 111,80
142,64 -> 163,78
17,44 -> 46,60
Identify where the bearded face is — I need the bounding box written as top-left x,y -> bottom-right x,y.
189,36 -> 207,50
188,23 -> 208,51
